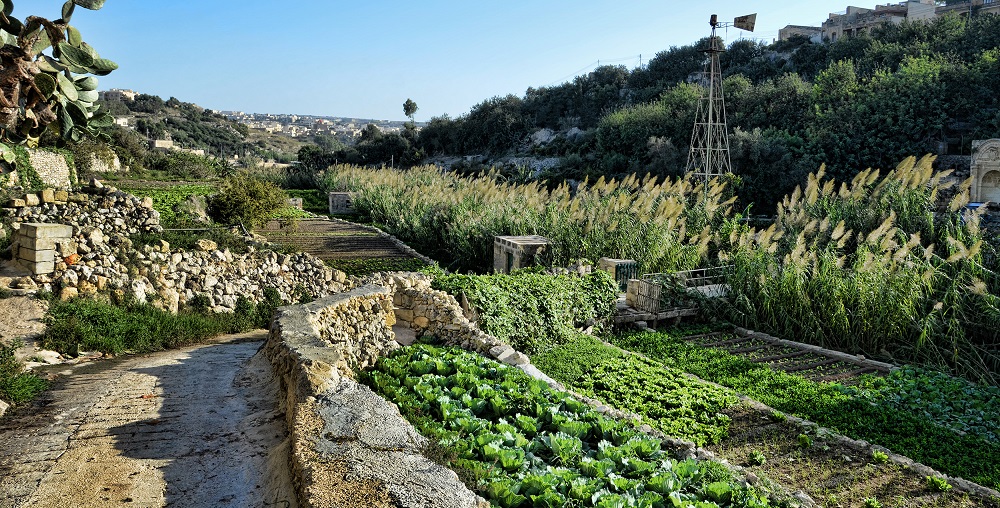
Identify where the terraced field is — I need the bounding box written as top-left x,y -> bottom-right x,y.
255,218 -> 428,274
681,331 -> 890,385
256,219 -> 408,260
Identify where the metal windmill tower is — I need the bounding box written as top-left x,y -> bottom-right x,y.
686,13 -> 756,181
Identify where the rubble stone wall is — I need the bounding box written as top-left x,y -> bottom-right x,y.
263,285 -> 487,508
2,182 -> 350,311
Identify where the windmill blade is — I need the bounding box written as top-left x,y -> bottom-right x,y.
734,13 -> 757,32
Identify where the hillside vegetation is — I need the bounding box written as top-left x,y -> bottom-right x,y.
300,13 -> 1000,213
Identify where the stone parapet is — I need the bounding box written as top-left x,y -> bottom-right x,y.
263,285 -> 487,508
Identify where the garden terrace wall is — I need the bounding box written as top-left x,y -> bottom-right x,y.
2,182 -> 351,311
263,285 -> 488,508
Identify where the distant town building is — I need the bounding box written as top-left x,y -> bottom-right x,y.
936,0 -> 1000,18
99,89 -> 138,102
822,1 -> 936,42
778,25 -> 824,42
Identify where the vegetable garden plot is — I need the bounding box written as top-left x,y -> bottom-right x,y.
362,345 -> 770,508
611,331 -> 1000,490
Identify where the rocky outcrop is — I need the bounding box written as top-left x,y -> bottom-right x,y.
264,286 -> 488,508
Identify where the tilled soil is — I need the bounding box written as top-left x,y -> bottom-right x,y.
708,405 -> 988,508
256,219 -> 412,261
0,331 -> 296,508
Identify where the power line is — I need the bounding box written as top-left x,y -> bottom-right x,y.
541,54 -> 643,87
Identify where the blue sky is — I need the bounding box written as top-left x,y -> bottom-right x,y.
16,1 -> 857,120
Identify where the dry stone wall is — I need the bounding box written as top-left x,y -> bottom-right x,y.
27,149 -> 73,189
0,148 -> 73,190
2,181 -> 350,311
358,272 -> 538,373
264,286 -> 488,508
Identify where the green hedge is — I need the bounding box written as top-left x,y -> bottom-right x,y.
432,270 -> 619,354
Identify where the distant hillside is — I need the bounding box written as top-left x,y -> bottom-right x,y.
100,94 -> 302,161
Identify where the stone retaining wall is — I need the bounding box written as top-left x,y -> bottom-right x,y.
263,285 -> 487,508
0,148 -> 73,190
2,182 -> 351,311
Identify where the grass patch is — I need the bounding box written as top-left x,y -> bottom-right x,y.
0,341 -> 48,405
610,330 -> 1000,490
41,290 -> 282,356
325,256 -> 429,276
533,335 -> 738,446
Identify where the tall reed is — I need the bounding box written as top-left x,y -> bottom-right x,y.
719,156 -> 1000,382
321,164 -> 733,274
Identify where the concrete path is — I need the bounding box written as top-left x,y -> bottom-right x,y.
0,331 -> 296,508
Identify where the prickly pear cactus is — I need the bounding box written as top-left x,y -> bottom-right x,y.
0,0 -> 117,154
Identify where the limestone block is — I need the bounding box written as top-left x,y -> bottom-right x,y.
20,223 -> 73,239
25,260 -> 55,275
39,188 -> 55,203
18,236 -> 56,250
24,194 -> 40,206
195,239 -> 217,251
59,286 -> 79,301
7,198 -> 25,207
18,247 -> 55,263
53,190 -> 68,202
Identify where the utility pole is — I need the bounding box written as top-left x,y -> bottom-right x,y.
686,13 -> 756,182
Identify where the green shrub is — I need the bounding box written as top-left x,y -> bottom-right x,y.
0,341 -> 48,405
432,270 -> 619,353
209,171 -> 288,229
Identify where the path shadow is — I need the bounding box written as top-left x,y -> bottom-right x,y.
108,334 -> 297,507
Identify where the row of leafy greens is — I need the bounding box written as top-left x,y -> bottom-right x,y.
362,344 -> 768,508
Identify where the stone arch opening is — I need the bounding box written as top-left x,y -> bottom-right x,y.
982,170 -> 1000,203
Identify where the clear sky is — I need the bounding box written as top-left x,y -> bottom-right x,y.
16,1 -> 858,120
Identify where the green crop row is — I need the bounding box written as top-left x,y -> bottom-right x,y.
431,270 -> 619,354
532,335 -> 738,447
610,331 -> 1000,489
362,344 -> 768,508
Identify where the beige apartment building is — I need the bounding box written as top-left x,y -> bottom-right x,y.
779,0 -> 998,43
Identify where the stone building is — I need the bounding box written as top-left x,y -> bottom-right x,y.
935,0 -> 1000,18
822,1 -> 937,42
971,139 -> 1000,203
778,25 -> 824,42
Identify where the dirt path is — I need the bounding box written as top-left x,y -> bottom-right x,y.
0,331 -> 296,508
